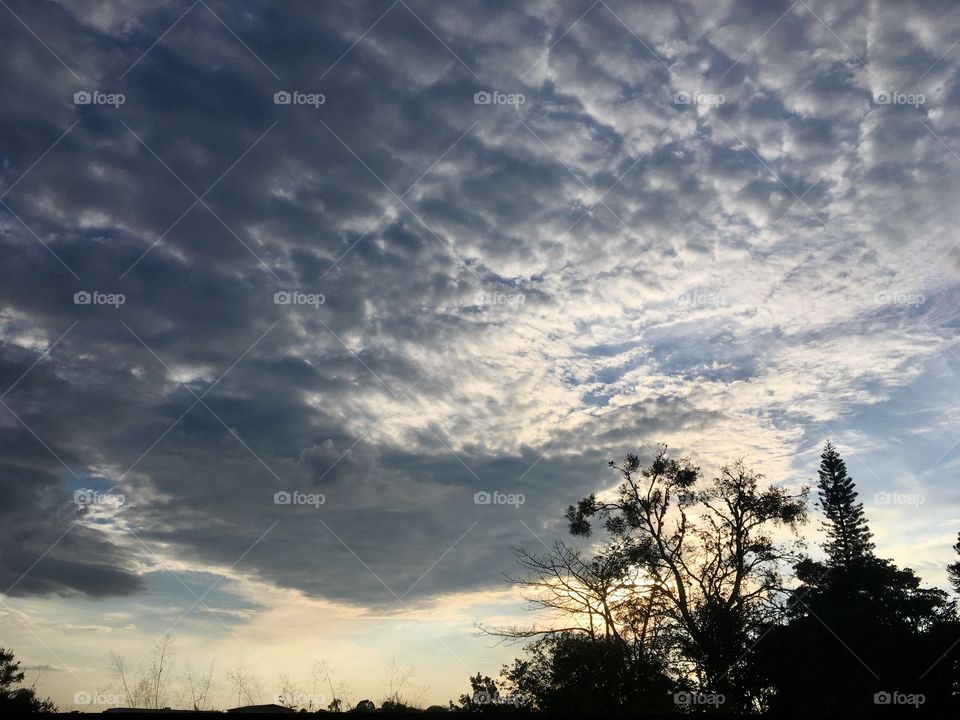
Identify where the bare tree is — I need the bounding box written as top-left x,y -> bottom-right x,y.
148,635 -> 175,709
182,660 -> 215,711
481,538 -> 672,713
276,672 -> 300,709
381,658 -> 426,708
110,652 -> 142,708
225,663 -> 260,708
488,541 -> 656,644
311,658 -> 344,712
110,635 -> 177,709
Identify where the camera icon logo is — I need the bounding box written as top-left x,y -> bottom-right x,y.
673,91 -> 691,105
472,690 -> 496,705
274,290 -> 292,305
474,91 -> 492,105
875,92 -> 891,105
73,489 -> 92,506
74,691 -> 92,704
74,291 -> 92,305
874,691 -> 891,705
474,491 -> 492,505
74,91 -> 92,105
274,91 -> 292,105
274,491 -> 292,505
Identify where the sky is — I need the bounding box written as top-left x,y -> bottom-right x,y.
1,0 -> 960,710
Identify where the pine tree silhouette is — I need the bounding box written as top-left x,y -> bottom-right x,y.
817,441 -> 874,567
948,531 -> 960,594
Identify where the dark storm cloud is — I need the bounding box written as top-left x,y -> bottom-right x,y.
2,0 -> 960,609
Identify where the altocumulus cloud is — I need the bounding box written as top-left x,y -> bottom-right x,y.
1,0 -> 960,616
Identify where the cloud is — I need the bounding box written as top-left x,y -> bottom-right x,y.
0,0 -> 958,628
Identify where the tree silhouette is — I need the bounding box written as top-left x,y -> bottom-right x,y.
817,440 -> 874,567
564,447 -> 808,709
499,633 -> 673,714
948,531 -> 960,594
479,443 -> 960,715
225,662 -> 260,708
380,658 -> 424,709
492,541 -> 651,641
454,672 -> 500,711
110,634 -> 176,709
480,536 -> 673,713
752,442 -> 960,716
182,660 -> 215,711
0,648 -> 55,713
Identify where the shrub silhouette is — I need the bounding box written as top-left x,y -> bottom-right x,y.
0,648 -> 55,713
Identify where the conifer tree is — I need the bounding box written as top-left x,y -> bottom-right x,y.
817,441 -> 874,567
948,531 -> 960,594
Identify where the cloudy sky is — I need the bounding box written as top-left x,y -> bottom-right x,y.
2,0 -> 960,709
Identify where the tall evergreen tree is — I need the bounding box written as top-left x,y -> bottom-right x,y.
753,444 -> 960,716
817,441 -> 874,567
948,531 -> 960,594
